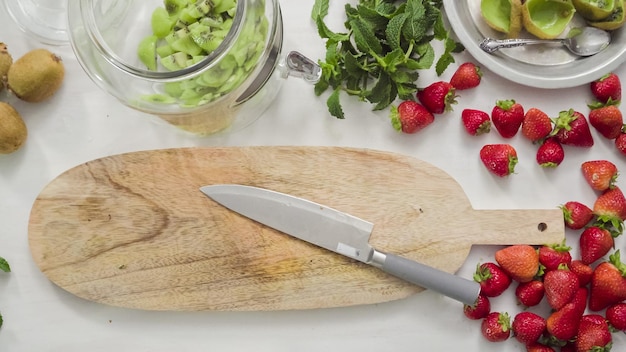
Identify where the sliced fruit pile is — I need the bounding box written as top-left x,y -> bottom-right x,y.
480,0 -> 625,40
137,0 -> 268,107
464,161 -> 626,351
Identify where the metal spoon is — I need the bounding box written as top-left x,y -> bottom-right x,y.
479,27 -> 611,57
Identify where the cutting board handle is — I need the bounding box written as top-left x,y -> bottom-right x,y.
468,208 -> 564,246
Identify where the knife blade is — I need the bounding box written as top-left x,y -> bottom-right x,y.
200,184 -> 480,305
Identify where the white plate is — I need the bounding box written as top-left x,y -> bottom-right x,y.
443,0 -> 626,88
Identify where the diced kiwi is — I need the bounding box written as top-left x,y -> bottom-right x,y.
151,7 -> 175,38
164,0 -> 190,16
138,35 -> 158,70
214,0 -> 237,15
171,34 -> 204,56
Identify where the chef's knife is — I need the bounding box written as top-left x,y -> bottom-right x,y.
200,184 -> 481,305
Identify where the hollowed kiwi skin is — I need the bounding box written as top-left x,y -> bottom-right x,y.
522,0 -> 577,39
481,0 -> 523,38
573,0 -> 615,21
589,0 -> 626,29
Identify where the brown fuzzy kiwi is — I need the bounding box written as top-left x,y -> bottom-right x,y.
0,42 -> 13,92
0,102 -> 27,154
7,48 -> 65,103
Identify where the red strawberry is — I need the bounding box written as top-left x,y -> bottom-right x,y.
579,226 -> 614,265
546,287 -> 587,341
616,130 -> 626,156
590,72 -> 621,104
481,312 -> 511,342
390,101 -> 434,134
550,109 -> 594,147
560,201 -> 594,230
511,311 -> 546,345
515,280 -> 545,307
593,186 -> 626,234
536,138 -> 564,168
461,109 -> 491,135
544,266 -> 580,310
589,104 -> 624,139
581,160 -> 618,191
568,260 -> 593,287
589,250 -> 626,311
463,294 -> 491,320
491,99 -> 525,138
526,343 -> 556,352
479,144 -> 518,177
473,262 -> 512,297
575,314 -> 612,352
522,107 -> 553,142
606,302 -> 626,331
417,81 -> 457,114
450,62 -> 482,90
495,245 -> 539,283
538,241 -> 572,272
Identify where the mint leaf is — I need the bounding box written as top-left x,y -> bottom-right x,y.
0,257 -> 9,273
311,0 -> 329,20
327,88 -> 345,119
0,313 -> 3,329
349,16 -> 383,56
385,13 -> 407,51
402,0 -> 427,42
435,51 -> 455,76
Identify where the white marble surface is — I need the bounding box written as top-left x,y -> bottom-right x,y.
1,1 -> 625,351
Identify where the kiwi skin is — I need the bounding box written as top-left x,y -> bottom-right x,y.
0,42 -> 13,92
8,49 -> 65,103
0,102 -> 27,154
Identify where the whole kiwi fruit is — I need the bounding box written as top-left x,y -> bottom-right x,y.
0,102 -> 27,154
0,42 -> 12,92
7,48 -> 64,103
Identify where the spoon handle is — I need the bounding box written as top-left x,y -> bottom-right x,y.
480,37 -> 563,53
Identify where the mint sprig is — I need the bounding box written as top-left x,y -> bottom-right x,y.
312,0 -> 463,119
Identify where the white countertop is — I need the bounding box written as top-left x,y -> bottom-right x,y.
1,1 -> 625,351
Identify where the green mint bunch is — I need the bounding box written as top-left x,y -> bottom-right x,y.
311,0 -> 463,119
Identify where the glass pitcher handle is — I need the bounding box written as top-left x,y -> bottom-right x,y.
280,51 -> 322,84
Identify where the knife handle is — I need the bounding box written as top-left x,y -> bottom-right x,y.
375,252 -> 480,305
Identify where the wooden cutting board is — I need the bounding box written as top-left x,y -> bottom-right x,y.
29,147 -> 564,311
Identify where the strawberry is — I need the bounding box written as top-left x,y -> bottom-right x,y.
568,260 -> 593,287
550,109 -> 594,147
546,287 -> 587,341
589,250 -> 626,311
589,104 -> 624,139
473,262 -> 512,297
463,294 -> 491,320
479,144 -> 518,177
450,62 -> 482,90
606,302 -> 626,331
390,101 -> 434,134
536,138 -> 564,168
511,311 -> 546,345
616,130 -> 626,156
560,201 -> 594,230
581,160 -> 618,191
544,266 -> 580,310
538,241 -> 572,272
590,72 -> 621,104
526,343 -> 555,352
579,226 -> 614,265
481,312 -> 511,342
522,107 -> 553,142
575,314 -> 613,352
417,81 -> 457,114
495,245 -> 539,283
593,186 -> 626,234
461,109 -> 491,135
491,99 -> 525,138
515,280 -> 545,307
